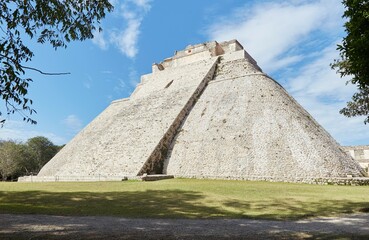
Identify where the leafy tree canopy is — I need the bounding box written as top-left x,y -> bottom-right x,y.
0,0 -> 113,125
332,0 -> 369,123
0,140 -> 27,180
0,136 -> 62,180
26,136 -> 58,172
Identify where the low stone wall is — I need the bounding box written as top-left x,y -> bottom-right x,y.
141,174 -> 174,181
18,174 -> 369,185
313,177 -> 369,186
174,175 -> 369,186
17,175 -> 137,182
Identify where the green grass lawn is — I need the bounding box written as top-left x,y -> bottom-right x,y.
0,179 -> 368,220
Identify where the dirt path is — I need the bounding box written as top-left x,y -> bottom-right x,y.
1,213 -> 369,239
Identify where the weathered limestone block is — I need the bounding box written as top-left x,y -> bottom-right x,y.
141,174 -> 174,181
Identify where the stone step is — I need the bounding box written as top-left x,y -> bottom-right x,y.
141,174 -> 174,181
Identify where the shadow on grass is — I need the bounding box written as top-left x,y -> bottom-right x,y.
0,189 -> 224,218
223,198 -> 369,220
0,189 -> 369,220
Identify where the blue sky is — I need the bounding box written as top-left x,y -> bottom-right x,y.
1,0 -> 369,146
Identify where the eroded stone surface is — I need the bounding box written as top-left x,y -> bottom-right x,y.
164,56 -> 366,180
20,39 -> 367,183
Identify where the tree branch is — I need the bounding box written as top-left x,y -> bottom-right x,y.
21,66 -> 71,75
0,54 -> 70,75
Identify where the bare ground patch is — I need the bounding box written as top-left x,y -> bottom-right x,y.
1,213 -> 369,239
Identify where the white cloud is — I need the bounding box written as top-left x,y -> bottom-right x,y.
92,29 -> 108,50
0,120 -> 66,145
62,115 -> 83,134
288,44 -> 355,100
131,0 -> 151,11
207,0 -> 343,72
110,18 -> 141,58
92,0 -> 152,58
286,44 -> 369,146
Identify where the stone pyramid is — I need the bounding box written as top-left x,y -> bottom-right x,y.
20,40 -> 367,183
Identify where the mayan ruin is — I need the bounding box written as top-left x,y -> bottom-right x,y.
19,40 -> 368,184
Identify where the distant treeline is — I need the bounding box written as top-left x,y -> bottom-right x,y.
0,137 -> 64,181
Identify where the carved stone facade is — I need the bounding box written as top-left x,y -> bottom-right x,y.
342,146 -> 369,170
19,40 -> 367,183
